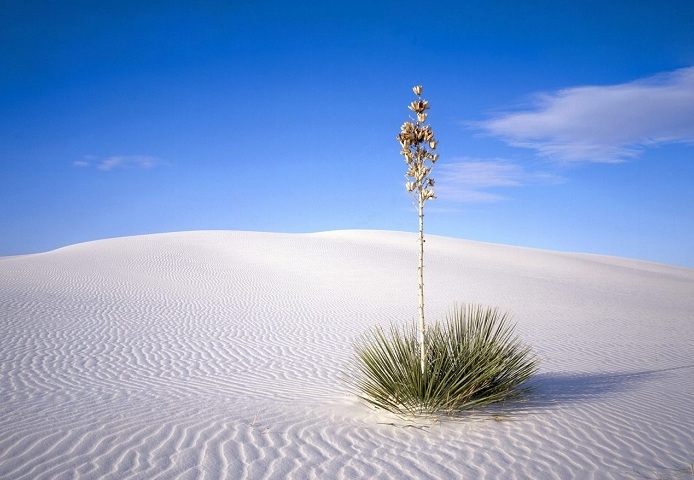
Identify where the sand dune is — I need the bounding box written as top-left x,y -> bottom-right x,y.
1,230 -> 693,479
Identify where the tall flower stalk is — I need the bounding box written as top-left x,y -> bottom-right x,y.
397,85 -> 439,376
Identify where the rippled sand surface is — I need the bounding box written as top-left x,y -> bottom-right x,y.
1,230 -> 693,479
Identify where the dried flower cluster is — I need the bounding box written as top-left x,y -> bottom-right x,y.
397,85 -> 439,203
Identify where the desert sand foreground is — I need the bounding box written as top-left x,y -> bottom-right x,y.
1,230 -> 693,479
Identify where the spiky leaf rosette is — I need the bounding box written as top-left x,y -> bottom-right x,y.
344,305 -> 539,417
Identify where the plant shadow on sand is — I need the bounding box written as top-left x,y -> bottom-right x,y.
466,364 -> 694,419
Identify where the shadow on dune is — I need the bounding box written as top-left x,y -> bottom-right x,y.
521,364 -> 694,410
467,364 -> 694,418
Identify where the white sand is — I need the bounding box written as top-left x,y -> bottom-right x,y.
1,230 -> 693,479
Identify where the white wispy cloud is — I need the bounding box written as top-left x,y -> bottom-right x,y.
73,155 -> 168,170
475,67 -> 694,163
435,158 -> 562,203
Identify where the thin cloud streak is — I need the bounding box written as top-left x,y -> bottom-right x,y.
475,67 -> 694,163
73,155 -> 168,171
436,159 -> 562,203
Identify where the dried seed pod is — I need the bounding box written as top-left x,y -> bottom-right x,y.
408,100 -> 430,114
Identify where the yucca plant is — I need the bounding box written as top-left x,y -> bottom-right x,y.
345,305 -> 539,416
345,87 -> 538,417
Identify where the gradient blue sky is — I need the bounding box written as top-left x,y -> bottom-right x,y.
2,1 -> 694,267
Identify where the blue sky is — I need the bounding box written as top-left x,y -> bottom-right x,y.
2,1 -> 694,267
